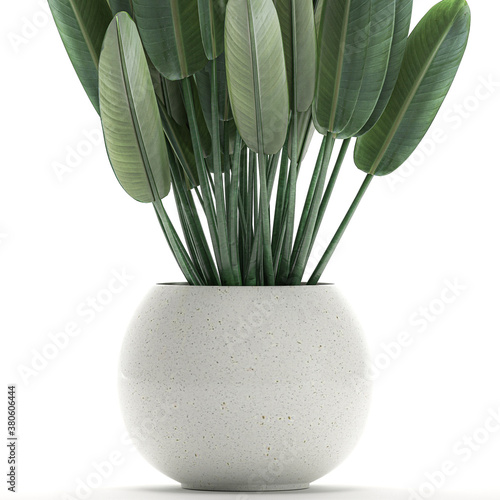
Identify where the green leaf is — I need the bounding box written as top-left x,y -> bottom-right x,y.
132,0 -> 208,80
48,0 -> 112,112
191,80 -> 213,158
197,0 -> 228,60
354,0 -> 471,176
338,0 -> 397,139
313,0 -> 372,135
168,147 -> 219,283
217,55 -> 233,121
274,0 -> 316,112
158,101 -> 200,188
109,0 -> 133,16
194,64 -> 213,126
288,108 -> 315,164
149,64 -> 164,104
162,79 -> 188,126
183,72 -> 213,158
225,0 -> 289,155
357,0 -> 413,136
99,12 -> 170,202
222,119 -> 237,155
196,56 -> 233,124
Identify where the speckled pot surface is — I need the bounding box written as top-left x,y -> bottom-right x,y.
118,284 -> 372,491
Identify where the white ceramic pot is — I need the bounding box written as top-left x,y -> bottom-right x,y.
118,284 -> 371,491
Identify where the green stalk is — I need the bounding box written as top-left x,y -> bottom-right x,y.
235,150 -> 249,252
244,151 -> 259,285
171,173 -> 204,279
181,77 -> 222,276
258,232 -> 264,285
272,132 -> 290,256
288,132 -> 335,284
272,147 -> 307,276
237,192 -> 249,241
206,160 -> 217,198
266,153 -> 281,200
306,138 -> 351,263
277,0 -> 302,284
308,174 -> 374,285
228,131 -> 243,284
239,146 -> 249,275
153,200 -> 204,286
251,152 -> 258,232
185,188 -> 221,285
257,152 -> 274,285
277,110 -> 298,283
287,136 -> 327,267
209,59 -> 234,284
157,100 -> 204,207
124,84 -> 203,286
169,147 -> 221,285
245,223 -> 259,285
272,133 -> 309,267
223,122 -> 232,209
249,150 -> 256,251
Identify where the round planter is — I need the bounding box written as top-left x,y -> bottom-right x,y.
118,284 -> 371,491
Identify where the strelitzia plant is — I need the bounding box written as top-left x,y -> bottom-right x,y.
48,0 -> 471,286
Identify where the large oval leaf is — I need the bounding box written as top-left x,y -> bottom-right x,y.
166,73 -> 212,158
196,55 -> 233,123
313,0 -> 372,135
338,0 -> 397,139
194,66 -> 212,127
274,0 -> 316,112
48,0 -> 112,112
109,0 -> 133,16
225,0 -> 289,155
357,0 -> 413,136
354,0 -> 471,176
288,108 -> 315,164
158,101 -> 200,188
216,54 -> 233,121
132,0 -> 208,80
197,0 -> 228,60
191,80 -> 213,158
99,12 -> 170,202
161,78 -> 188,126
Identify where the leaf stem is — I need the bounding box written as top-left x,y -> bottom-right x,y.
181,77 -> 222,276
228,131 -> 243,284
168,147 -> 220,285
209,58 -> 234,284
306,138 -> 351,262
288,132 -> 335,284
277,110 -> 298,283
258,152 -> 274,285
308,174 -> 374,285
272,131 -> 290,257
153,200 -> 204,286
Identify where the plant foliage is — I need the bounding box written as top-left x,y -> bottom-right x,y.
50,0 -> 471,285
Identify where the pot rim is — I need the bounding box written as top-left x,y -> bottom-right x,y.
155,282 -> 335,287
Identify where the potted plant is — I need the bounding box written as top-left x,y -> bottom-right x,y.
48,0 -> 471,491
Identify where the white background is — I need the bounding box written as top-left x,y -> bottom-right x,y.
1,0 -> 499,498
